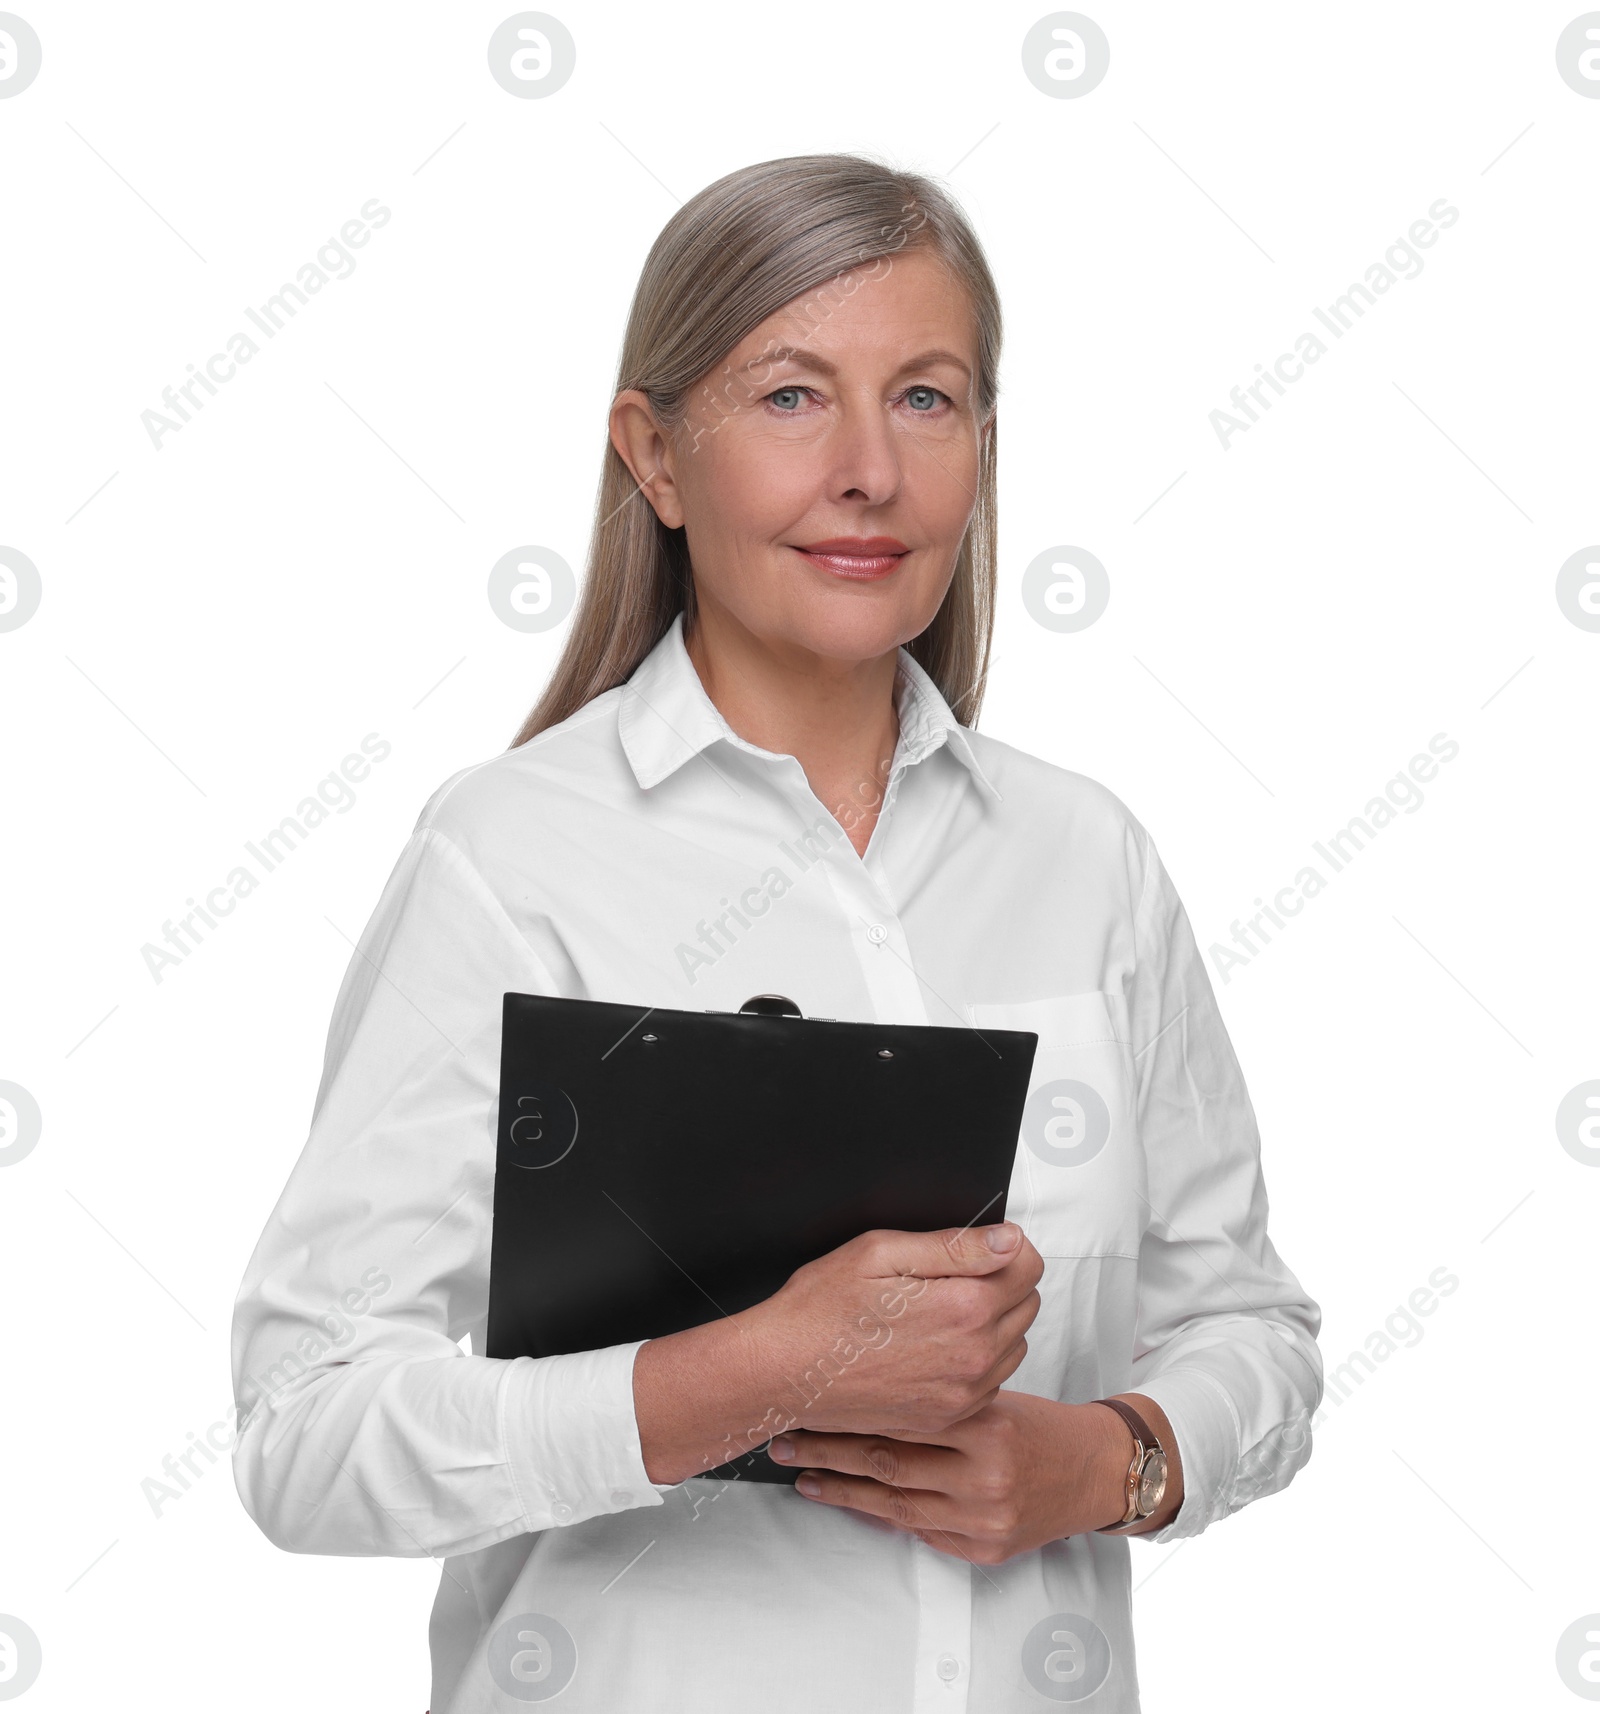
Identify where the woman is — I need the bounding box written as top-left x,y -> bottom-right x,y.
231,153 -> 1323,1713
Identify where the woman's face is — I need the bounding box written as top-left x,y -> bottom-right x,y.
613,245 -> 990,665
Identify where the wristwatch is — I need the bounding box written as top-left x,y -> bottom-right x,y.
1091,1397 -> 1168,1533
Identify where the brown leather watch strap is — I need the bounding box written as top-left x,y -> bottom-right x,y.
1095,1396 -> 1159,1456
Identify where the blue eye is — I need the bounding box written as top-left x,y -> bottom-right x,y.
905,386 -> 945,411
768,387 -> 806,411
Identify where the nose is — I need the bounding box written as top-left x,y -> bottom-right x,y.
827,384 -> 906,507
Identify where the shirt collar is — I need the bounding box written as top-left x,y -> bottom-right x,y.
617,611 -> 1002,804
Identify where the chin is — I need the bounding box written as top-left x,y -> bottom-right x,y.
751,573 -> 942,661
774,597 -> 931,665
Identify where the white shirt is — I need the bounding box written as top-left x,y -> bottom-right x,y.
230,610 -> 1323,1713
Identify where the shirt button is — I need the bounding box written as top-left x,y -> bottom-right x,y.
865,922 -> 888,944
609,1488 -> 634,1507
551,1500 -> 573,1522
936,1654 -> 961,1682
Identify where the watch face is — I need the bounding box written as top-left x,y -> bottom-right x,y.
1138,1452 -> 1168,1514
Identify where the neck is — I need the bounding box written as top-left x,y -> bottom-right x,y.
683,599 -> 902,846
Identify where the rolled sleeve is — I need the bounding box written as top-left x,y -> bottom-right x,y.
1123,828 -> 1324,1543
502,1340 -> 677,1524
1130,1367 -> 1240,1541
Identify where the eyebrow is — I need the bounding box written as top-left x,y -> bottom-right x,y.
738,344 -> 973,382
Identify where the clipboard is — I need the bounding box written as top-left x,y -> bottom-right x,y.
486,992 -> 1038,1486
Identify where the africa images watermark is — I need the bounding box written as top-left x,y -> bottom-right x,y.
1318,1264 -> 1459,1422
142,1265 -> 394,1516
140,732 -> 391,983
1208,732 -> 1459,984
673,754 -> 894,984
140,196 -> 391,450
1209,197 -> 1460,450
1226,1262 -> 1460,1516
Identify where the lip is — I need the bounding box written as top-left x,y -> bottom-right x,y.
790,537 -> 910,580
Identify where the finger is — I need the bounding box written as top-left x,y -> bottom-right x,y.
933,1336 -> 1028,1427
983,1304 -> 1039,1382
774,1432 -> 957,1489
993,1286 -> 1042,1346
875,1299 -> 1035,1440
987,1242 -> 1047,1306
866,1221 -> 1024,1285
794,1468 -> 961,1538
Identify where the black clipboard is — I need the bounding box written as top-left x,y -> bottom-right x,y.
486,992 -> 1038,1485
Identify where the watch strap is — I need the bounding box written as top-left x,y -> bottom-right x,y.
1095,1396 -> 1159,1457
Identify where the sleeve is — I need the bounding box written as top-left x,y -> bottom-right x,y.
228,813 -> 677,1559
1122,827 -> 1324,1544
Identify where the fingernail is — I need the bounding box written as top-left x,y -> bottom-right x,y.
986,1222 -> 1019,1251
769,1435 -> 795,1461
797,1474 -> 822,1496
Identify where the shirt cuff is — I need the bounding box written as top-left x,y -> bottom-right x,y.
1128,1366 -> 1242,1543
501,1339 -> 672,1529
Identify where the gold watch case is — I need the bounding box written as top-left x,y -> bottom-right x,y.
1135,1448 -> 1169,1516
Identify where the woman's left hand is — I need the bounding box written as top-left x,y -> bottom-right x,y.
768,1391 -> 1138,1564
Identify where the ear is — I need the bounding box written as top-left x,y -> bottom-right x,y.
609,390 -> 686,529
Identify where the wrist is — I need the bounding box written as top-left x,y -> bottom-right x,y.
1091,1393 -> 1182,1535
633,1307 -> 787,1485
1089,1402 -> 1138,1531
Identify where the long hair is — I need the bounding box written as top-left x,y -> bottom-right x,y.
509,152 -> 1002,748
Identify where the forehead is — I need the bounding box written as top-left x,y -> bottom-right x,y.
725,247 -> 976,374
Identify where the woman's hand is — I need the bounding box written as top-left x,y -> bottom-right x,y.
767,1393 -> 1168,1564
636,1222 -> 1043,1485
747,1221 -> 1045,1438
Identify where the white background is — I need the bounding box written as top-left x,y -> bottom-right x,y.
2,2 -> 1597,1708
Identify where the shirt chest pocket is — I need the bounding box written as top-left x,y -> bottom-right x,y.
967,990 -> 1144,1260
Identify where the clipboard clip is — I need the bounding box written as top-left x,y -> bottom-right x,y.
706,995 -> 838,1022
